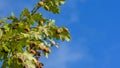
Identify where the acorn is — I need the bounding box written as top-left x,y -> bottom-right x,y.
36,62 -> 41,68
36,65 -> 41,68
35,57 -> 39,60
38,45 -> 45,50
36,62 -> 44,68
24,28 -> 30,32
30,49 -> 36,54
38,1 -> 44,6
36,52 -> 41,56
23,64 -> 28,68
16,37 -> 21,41
43,47 -> 51,54
39,62 -> 44,66
12,27 -> 16,29
16,23 -> 20,27
30,42 -> 37,47
56,29 -> 61,34
18,57 -> 24,62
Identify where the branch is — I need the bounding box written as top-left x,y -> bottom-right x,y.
31,6 -> 40,15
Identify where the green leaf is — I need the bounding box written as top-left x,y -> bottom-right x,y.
7,58 -> 11,66
32,13 -> 42,22
43,0 -> 66,14
44,5 -> 50,11
20,8 -> 30,20
65,35 -> 71,41
0,29 -> 3,39
21,33 -> 30,38
59,0 -> 66,5
11,12 -> 15,18
0,18 -> 8,24
44,52 -> 49,58
16,51 -> 37,68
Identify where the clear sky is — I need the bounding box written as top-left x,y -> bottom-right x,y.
0,0 -> 120,68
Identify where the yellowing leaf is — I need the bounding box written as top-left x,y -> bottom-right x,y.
44,52 -> 49,58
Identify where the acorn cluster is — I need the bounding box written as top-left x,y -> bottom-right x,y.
36,61 -> 44,68
38,44 -> 51,54
19,41 -> 51,68
56,27 -> 69,34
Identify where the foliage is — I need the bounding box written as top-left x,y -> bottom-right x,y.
0,0 -> 71,68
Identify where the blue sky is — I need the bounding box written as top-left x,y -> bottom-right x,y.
0,0 -> 120,68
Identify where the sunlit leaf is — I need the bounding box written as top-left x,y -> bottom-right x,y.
0,29 -> 3,39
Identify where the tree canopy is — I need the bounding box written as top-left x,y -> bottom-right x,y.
0,0 -> 71,68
